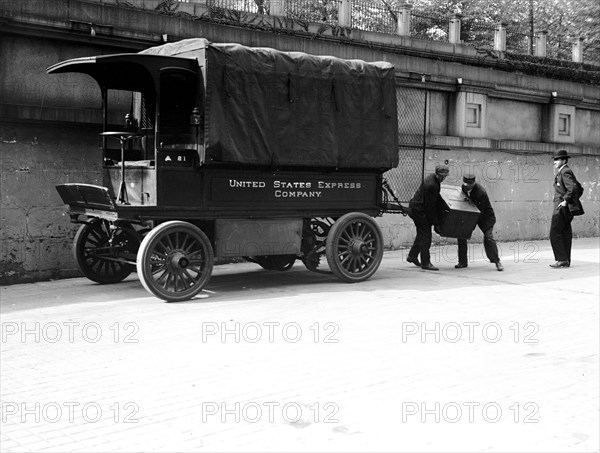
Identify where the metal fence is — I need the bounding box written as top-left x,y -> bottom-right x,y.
461,19 -> 496,50
170,0 -> 597,65
411,12 -> 448,42
350,0 -> 396,34
384,86 -> 426,203
208,0 -> 266,14
285,0 -> 339,25
506,25 -> 530,55
546,38 -> 572,61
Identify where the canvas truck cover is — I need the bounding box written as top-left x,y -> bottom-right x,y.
142,39 -> 399,170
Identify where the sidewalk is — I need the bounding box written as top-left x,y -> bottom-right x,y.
1,238 -> 599,452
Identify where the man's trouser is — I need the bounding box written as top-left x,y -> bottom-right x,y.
408,209 -> 433,266
550,204 -> 573,262
457,226 -> 499,264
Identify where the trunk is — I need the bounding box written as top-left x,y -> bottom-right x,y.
529,0 -> 535,55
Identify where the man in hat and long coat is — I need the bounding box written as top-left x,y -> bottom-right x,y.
406,164 -> 449,271
454,174 -> 503,271
550,149 -> 584,268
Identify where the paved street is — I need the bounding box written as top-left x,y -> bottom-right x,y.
1,238 -> 599,453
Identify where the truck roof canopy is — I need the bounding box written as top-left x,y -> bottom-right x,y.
202,41 -> 399,169
48,39 -> 399,170
47,54 -> 198,93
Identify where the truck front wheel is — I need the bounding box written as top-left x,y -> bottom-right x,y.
136,221 -> 214,302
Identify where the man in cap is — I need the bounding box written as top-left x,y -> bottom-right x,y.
454,174 -> 503,271
549,149 -> 583,268
406,164 -> 449,271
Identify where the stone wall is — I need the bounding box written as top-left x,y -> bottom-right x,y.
379,150 -> 599,251
0,0 -> 598,284
1,122 -> 102,283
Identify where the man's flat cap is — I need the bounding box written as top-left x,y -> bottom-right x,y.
435,164 -> 450,175
463,174 -> 476,183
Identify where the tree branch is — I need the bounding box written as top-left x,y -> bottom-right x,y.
381,0 -> 398,24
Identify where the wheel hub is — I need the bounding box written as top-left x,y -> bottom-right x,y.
350,240 -> 367,255
169,251 -> 189,270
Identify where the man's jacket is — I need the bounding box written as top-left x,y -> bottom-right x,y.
409,173 -> 443,226
554,164 -> 584,215
462,183 -> 496,231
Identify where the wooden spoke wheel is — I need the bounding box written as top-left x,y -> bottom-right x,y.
325,213 -> 384,283
136,221 -> 214,302
73,219 -> 140,284
301,218 -> 334,274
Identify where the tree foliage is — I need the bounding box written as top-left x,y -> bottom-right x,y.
152,0 -> 599,66
401,0 -> 599,63
288,0 -> 339,24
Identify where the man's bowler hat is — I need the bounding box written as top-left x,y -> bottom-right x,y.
553,149 -> 570,160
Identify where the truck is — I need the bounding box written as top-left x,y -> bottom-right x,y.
48,38 -> 404,302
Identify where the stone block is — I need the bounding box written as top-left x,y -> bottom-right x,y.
26,207 -> 74,238
543,103 -> 576,144
0,207 -> 28,240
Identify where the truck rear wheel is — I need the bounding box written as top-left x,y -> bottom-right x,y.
73,218 -> 139,284
136,221 -> 214,302
325,213 -> 383,283
301,217 -> 334,274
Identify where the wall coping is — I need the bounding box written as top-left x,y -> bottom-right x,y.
427,135 -> 599,156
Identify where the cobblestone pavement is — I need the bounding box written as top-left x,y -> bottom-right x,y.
1,238 -> 599,452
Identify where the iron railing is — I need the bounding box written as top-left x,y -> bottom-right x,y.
411,12 -> 448,42
505,25 -> 531,56
208,0 -> 267,15
461,19 -> 496,51
285,0 -> 339,25
350,0 -> 396,34
546,38 -> 573,61
162,0 -> 598,65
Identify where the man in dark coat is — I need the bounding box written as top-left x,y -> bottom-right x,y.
455,174 -> 503,271
550,149 -> 583,268
406,164 -> 449,271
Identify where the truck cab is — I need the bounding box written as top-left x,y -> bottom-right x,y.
48,52 -> 203,207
